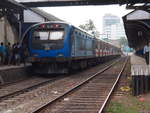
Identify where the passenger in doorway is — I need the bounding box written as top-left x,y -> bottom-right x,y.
143,43 -> 150,65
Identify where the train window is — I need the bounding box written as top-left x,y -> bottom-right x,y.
32,30 -> 65,50
33,30 -> 64,41
50,31 -> 64,40
75,31 -> 78,35
33,32 -> 48,40
79,33 -> 81,36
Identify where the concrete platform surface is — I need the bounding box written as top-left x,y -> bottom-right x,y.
0,64 -> 31,71
130,54 -> 147,65
130,54 -> 149,76
0,64 -> 31,85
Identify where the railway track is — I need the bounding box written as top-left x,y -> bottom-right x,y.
0,76 -> 65,101
31,57 -> 128,113
0,57 -> 124,113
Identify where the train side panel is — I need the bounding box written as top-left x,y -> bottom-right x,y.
71,29 -> 95,58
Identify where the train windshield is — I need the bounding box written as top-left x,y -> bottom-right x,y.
33,31 -> 64,40
32,29 -> 65,50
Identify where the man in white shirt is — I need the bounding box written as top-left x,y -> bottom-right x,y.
143,43 -> 149,65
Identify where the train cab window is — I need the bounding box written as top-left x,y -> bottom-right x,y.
50,31 -> 64,40
34,32 -> 49,40
32,29 -> 65,50
33,31 -> 64,41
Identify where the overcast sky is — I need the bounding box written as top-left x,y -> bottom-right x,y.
41,5 -> 132,33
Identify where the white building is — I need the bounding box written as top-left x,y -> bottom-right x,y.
111,23 -> 126,39
102,14 -> 126,39
103,14 -> 120,38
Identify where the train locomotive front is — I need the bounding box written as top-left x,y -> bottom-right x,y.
27,22 -> 72,73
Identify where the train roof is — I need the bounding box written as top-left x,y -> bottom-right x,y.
22,21 -> 120,50
22,21 -> 94,40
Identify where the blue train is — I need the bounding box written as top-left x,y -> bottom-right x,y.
22,21 -> 121,74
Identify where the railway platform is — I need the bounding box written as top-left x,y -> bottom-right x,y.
130,54 -> 150,96
0,64 -> 31,85
0,64 -> 27,70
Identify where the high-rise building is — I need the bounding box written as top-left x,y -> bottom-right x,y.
102,14 -> 126,39
111,23 -> 126,39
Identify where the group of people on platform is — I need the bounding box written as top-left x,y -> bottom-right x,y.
0,42 -> 27,65
143,43 -> 150,65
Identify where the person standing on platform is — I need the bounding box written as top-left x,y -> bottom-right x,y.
143,43 -> 150,65
0,43 -> 4,65
15,42 -> 20,65
11,43 -> 16,65
0,42 -> 7,65
6,42 -> 12,65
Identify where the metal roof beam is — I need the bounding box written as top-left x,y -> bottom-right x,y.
0,0 -> 25,10
19,0 -> 150,7
126,3 -> 150,10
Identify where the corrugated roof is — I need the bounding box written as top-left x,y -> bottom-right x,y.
123,10 -> 150,50
30,8 -> 63,21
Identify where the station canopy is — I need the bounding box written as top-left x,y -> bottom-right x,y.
123,9 -> 150,50
0,0 -> 25,10
15,0 -> 149,7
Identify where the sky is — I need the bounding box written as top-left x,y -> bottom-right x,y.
41,5 -> 132,33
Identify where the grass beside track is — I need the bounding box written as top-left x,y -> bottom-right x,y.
106,60 -> 150,113
107,93 -> 150,113
107,101 -> 139,113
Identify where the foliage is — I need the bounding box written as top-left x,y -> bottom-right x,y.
120,37 -> 128,46
120,37 -> 134,52
79,19 -> 100,38
107,101 -> 139,113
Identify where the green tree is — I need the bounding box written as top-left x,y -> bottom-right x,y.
120,37 -> 128,46
79,19 -> 100,38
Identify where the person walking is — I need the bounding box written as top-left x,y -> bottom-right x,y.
143,43 -> 150,65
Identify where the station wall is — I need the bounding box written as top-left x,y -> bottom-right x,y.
0,17 -> 18,45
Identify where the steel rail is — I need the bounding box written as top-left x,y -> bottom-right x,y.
31,57 -> 122,113
99,57 -> 128,113
0,77 -> 63,101
0,77 -> 34,88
